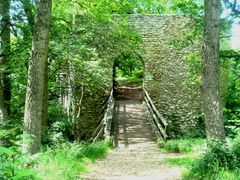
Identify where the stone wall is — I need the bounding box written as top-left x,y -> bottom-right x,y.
127,15 -> 201,137
75,14 -> 202,139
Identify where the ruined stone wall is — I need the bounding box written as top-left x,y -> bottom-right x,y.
76,14 -> 202,139
127,15 -> 201,137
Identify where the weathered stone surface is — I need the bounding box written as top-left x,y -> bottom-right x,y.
127,15 -> 201,137
79,14 -> 202,138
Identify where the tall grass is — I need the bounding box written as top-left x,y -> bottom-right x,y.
183,134 -> 240,180
164,157 -> 198,168
36,141 -> 110,180
158,138 -> 206,154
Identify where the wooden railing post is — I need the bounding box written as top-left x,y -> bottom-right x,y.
92,89 -> 115,143
143,87 -> 168,141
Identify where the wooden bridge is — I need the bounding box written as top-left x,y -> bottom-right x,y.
92,85 -> 168,146
82,86 -> 186,180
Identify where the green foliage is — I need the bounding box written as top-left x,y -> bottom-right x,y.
0,130 -> 38,179
185,53 -> 202,85
0,127 -> 109,180
231,131 -> 240,163
95,0 -> 204,15
115,68 -> 143,86
47,0 -> 144,140
224,108 -> 240,136
114,53 -> 143,86
164,140 -> 192,153
185,114 -> 206,139
36,141 -> 110,180
159,138 -> 205,154
0,122 -> 22,147
72,141 -> 110,161
42,102 -> 73,145
24,0 -> 143,141
221,50 -> 240,136
183,168 -> 240,180
184,140 -> 240,180
164,157 -> 197,168
184,49 -> 240,138
115,53 -> 142,77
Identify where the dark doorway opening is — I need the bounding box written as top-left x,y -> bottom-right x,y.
113,53 -> 143,101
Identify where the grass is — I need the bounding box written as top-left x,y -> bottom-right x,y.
115,68 -> 143,87
164,156 -> 198,168
160,137 -> 240,179
116,77 -> 142,87
181,134 -> 240,180
212,169 -> 240,180
183,168 -> 240,180
158,138 -> 206,154
35,141 -> 110,180
158,138 -> 206,179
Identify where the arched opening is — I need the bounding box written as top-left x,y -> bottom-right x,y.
113,53 -> 144,101
112,53 -> 156,148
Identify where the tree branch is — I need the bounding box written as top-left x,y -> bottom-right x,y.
224,0 -> 240,15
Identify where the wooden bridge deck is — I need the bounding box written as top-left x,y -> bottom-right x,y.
113,99 -> 156,149
82,89 -> 183,179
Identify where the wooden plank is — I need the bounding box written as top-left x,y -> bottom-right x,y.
147,111 -> 162,139
155,130 -> 162,140
105,98 -> 115,137
92,88 -> 115,142
92,120 -> 104,138
144,88 -> 168,127
148,114 -> 156,131
103,89 -> 115,138
145,96 -> 168,139
100,89 -> 113,113
92,126 -> 104,143
104,90 -> 113,134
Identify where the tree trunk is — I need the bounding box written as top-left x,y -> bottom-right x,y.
23,0 -> 52,154
201,0 -> 225,142
0,0 -> 11,124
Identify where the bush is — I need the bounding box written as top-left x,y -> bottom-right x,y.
164,157 -> 197,168
42,101 -> 73,145
231,131 -> 240,163
36,141 -> 110,179
71,141 -> 110,161
159,139 -> 194,153
0,131 -> 38,180
224,108 -> 240,137
184,141 -> 239,180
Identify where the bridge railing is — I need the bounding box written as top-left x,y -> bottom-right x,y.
143,87 -> 168,141
91,89 -> 115,143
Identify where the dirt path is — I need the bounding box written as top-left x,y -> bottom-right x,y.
81,87 -> 185,180
82,147 -> 184,180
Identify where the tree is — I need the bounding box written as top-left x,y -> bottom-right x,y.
201,0 -> 225,142
21,0 -> 35,33
224,0 -> 240,16
23,0 -> 52,154
0,0 -> 11,124
20,0 -> 35,41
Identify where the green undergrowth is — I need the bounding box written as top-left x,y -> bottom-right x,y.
0,130 -> 39,180
183,167 -> 240,180
164,156 -> 198,168
183,133 -> 240,180
0,133 -> 110,180
36,141 -> 110,180
158,138 -> 206,154
116,77 -> 142,87
160,136 -> 240,179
